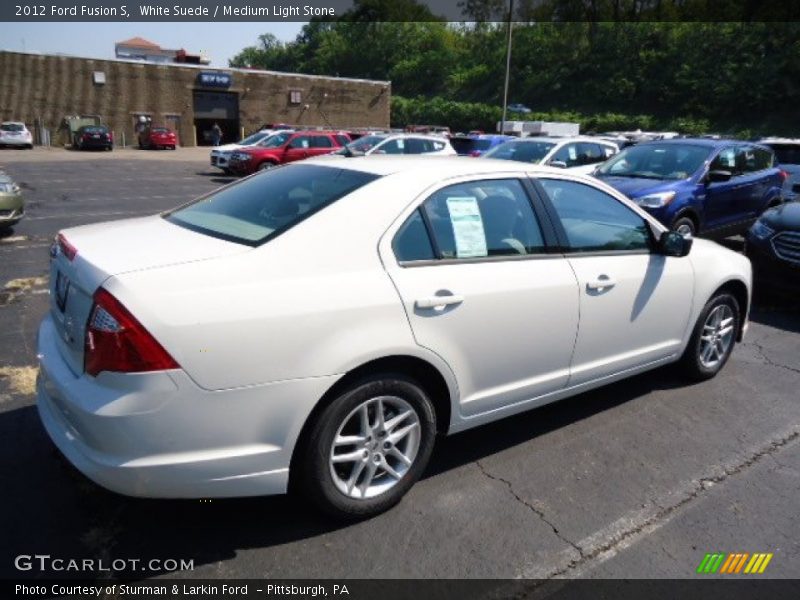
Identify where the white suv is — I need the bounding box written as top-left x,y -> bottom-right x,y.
0,122 -> 33,149
335,133 -> 456,156
485,136 -> 619,174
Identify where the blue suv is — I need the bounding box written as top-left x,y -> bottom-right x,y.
594,139 -> 784,237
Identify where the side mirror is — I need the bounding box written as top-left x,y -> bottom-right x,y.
549,160 -> 568,169
707,169 -> 732,183
658,230 -> 692,257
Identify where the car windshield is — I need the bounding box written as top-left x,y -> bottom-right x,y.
165,164 -> 380,246
1,123 -> 25,132
766,144 -> 800,165
239,131 -> 270,146
597,143 -> 711,180
338,135 -> 387,154
485,140 -> 555,163
259,132 -> 292,148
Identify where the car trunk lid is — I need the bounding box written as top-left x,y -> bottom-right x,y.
48,215 -> 248,376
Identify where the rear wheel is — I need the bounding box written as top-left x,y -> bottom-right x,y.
680,293 -> 739,381
297,374 -> 436,519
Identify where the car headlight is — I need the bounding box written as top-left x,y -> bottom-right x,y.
0,182 -> 18,193
749,219 -> 775,240
635,191 -> 676,208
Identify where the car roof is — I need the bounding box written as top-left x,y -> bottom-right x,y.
291,130 -> 343,135
304,154 -> 570,177
758,137 -> 800,145
505,136 -> 616,145
1,121 -> 26,126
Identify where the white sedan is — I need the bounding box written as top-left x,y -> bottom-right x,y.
484,136 -> 619,174
37,156 -> 751,518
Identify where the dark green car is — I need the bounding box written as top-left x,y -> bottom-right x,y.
0,171 -> 24,230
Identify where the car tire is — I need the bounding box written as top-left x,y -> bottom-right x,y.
680,292 -> 739,382
672,216 -> 696,237
297,374 -> 436,520
257,161 -> 276,171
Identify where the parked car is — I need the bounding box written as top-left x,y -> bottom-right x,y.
334,133 -> 456,157
405,125 -> 451,138
0,171 -> 24,230
228,130 -> 349,175
73,125 -> 113,151
211,129 -> 292,172
451,134 -> 514,157
746,201 -> 800,293
594,139 -> 785,237
138,126 -> 178,150
758,138 -> 800,202
507,103 -> 532,114
483,136 -> 619,175
37,156 -> 751,518
0,122 -> 33,149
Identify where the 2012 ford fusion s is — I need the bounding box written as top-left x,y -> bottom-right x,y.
37,157 -> 751,518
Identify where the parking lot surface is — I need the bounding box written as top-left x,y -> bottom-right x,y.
1,148 -> 798,585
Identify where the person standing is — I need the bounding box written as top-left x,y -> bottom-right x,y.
211,122 -> 223,146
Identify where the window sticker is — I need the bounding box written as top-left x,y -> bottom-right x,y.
568,145 -> 577,160
446,196 -> 488,258
397,139 -> 405,149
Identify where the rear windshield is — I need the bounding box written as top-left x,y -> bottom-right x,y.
1,123 -> 25,132
485,140 -> 555,163
151,128 -> 170,133
766,144 -> 800,165
165,164 -> 380,246
83,126 -> 108,133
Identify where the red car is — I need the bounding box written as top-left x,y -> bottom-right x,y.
228,130 -> 349,175
138,126 -> 178,150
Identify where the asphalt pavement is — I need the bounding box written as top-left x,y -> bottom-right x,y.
0,147 -> 798,589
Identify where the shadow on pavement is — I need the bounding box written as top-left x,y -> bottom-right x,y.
0,365 -> 690,580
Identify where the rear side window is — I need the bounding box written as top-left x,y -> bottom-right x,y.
289,136 -> 310,149
393,210 -> 435,262
751,146 -> 774,170
165,164 -> 379,246
539,179 -> 651,252
420,179 -> 546,259
767,144 -> 800,165
311,136 -> 333,148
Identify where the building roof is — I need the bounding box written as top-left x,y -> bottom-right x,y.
116,37 -> 161,49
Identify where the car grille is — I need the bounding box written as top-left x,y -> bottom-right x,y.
772,231 -> 800,264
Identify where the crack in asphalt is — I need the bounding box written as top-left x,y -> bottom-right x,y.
475,460 -> 585,560
477,429 -> 800,584
744,339 -> 800,375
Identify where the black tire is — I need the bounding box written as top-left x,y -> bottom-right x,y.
296,374 -> 436,519
257,161 -> 276,171
672,216 -> 696,237
680,292 -> 740,381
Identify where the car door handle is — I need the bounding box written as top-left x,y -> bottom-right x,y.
415,294 -> 464,309
586,276 -> 616,291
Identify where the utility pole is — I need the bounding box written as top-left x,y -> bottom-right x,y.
500,0 -> 514,135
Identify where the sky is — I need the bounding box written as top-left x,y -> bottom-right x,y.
1,22 -> 306,66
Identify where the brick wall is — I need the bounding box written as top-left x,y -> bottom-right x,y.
0,51 -> 391,147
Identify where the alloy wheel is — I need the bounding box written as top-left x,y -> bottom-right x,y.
698,304 -> 735,369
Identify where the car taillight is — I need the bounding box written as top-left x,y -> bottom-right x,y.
469,150 -> 481,157
82,134 -> 91,140
57,233 -> 78,261
779,170 -> 788,182
84,288 -> 179,376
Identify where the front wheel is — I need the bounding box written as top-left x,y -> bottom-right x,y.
672,216 -> 696,237
680,293 -> 739,381
257,161 -> 276,171
297,375 -> 436,519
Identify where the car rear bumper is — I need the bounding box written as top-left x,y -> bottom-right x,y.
36,314 -> 339,498
0,136 -> 32,146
